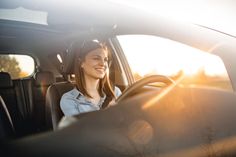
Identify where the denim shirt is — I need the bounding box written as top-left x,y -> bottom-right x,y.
60,87 -> 122,116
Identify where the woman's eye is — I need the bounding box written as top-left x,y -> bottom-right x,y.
104,58 -> 109,62
92,57 -> 109,63
93,57 -> 100,61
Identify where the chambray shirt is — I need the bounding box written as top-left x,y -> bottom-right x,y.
60,87 -> 122,116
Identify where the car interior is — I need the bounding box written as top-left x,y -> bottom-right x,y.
0,22 -> 129,138
1,1 -> 236,157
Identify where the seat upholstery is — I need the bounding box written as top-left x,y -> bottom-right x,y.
32,71 -> 55,131
0,72 -> 22,133
0,72 -> 14,103
0,95 -> 15,139
0,72 -> 13,88
45,82 -> 74,130
45,41 -> 80,130
34,71 -> 55,87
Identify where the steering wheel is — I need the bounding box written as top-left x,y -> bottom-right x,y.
116,75 -> 175,103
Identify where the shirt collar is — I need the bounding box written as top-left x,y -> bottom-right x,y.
71,88 -> 83,98
71,87 -> 106,100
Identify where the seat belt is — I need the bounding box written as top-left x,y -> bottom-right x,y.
101,96 -> 112,109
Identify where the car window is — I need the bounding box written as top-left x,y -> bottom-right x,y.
117,35 -> 233,91
0,7 -> 48,25
0,54 -> 35,79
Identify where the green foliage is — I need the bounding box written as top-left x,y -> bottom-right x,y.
0,55 -> 21,79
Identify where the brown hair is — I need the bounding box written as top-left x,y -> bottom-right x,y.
73,40 -> 115,107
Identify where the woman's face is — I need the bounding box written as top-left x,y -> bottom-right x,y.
81,48 -> 109,80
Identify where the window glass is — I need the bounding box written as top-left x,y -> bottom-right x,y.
117,35 -> 232,91
0,54 -> 35,79
0,7 -> 48,25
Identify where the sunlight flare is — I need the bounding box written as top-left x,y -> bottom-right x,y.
142,74 -> 185,110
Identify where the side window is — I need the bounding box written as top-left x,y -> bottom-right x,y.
117,35 -> 232,91
0,54 -> 35,79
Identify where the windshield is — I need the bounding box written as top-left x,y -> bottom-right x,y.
111,0 -> 236,37
117,35 -> 233,91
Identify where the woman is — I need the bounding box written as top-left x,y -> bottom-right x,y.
60,40 -> 122,116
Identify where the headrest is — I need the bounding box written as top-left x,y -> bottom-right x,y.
0,72 -> 13,88
61,40 -> 83,75
34,71 -> 55,86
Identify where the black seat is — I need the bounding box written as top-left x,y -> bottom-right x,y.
0,72 -> 22,134
32,71 -> 55,131
0,95 -> 15,139
45,82 -> 74,130
45,44 -> 77,131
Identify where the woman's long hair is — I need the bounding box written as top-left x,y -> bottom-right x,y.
73,40 -> 115,108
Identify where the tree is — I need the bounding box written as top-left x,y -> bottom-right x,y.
0,55 -> 21,79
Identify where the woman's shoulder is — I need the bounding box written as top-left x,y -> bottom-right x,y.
61,88 -> 80,99
60,88 -> 82,107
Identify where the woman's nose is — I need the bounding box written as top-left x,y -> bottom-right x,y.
99,60 -> 108,69
99,59 -> 106,66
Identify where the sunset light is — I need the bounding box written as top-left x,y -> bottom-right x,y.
112,0 -> 235,79
118,35 -> 228,78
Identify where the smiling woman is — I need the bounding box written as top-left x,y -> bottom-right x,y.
1,0 -> 236,156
